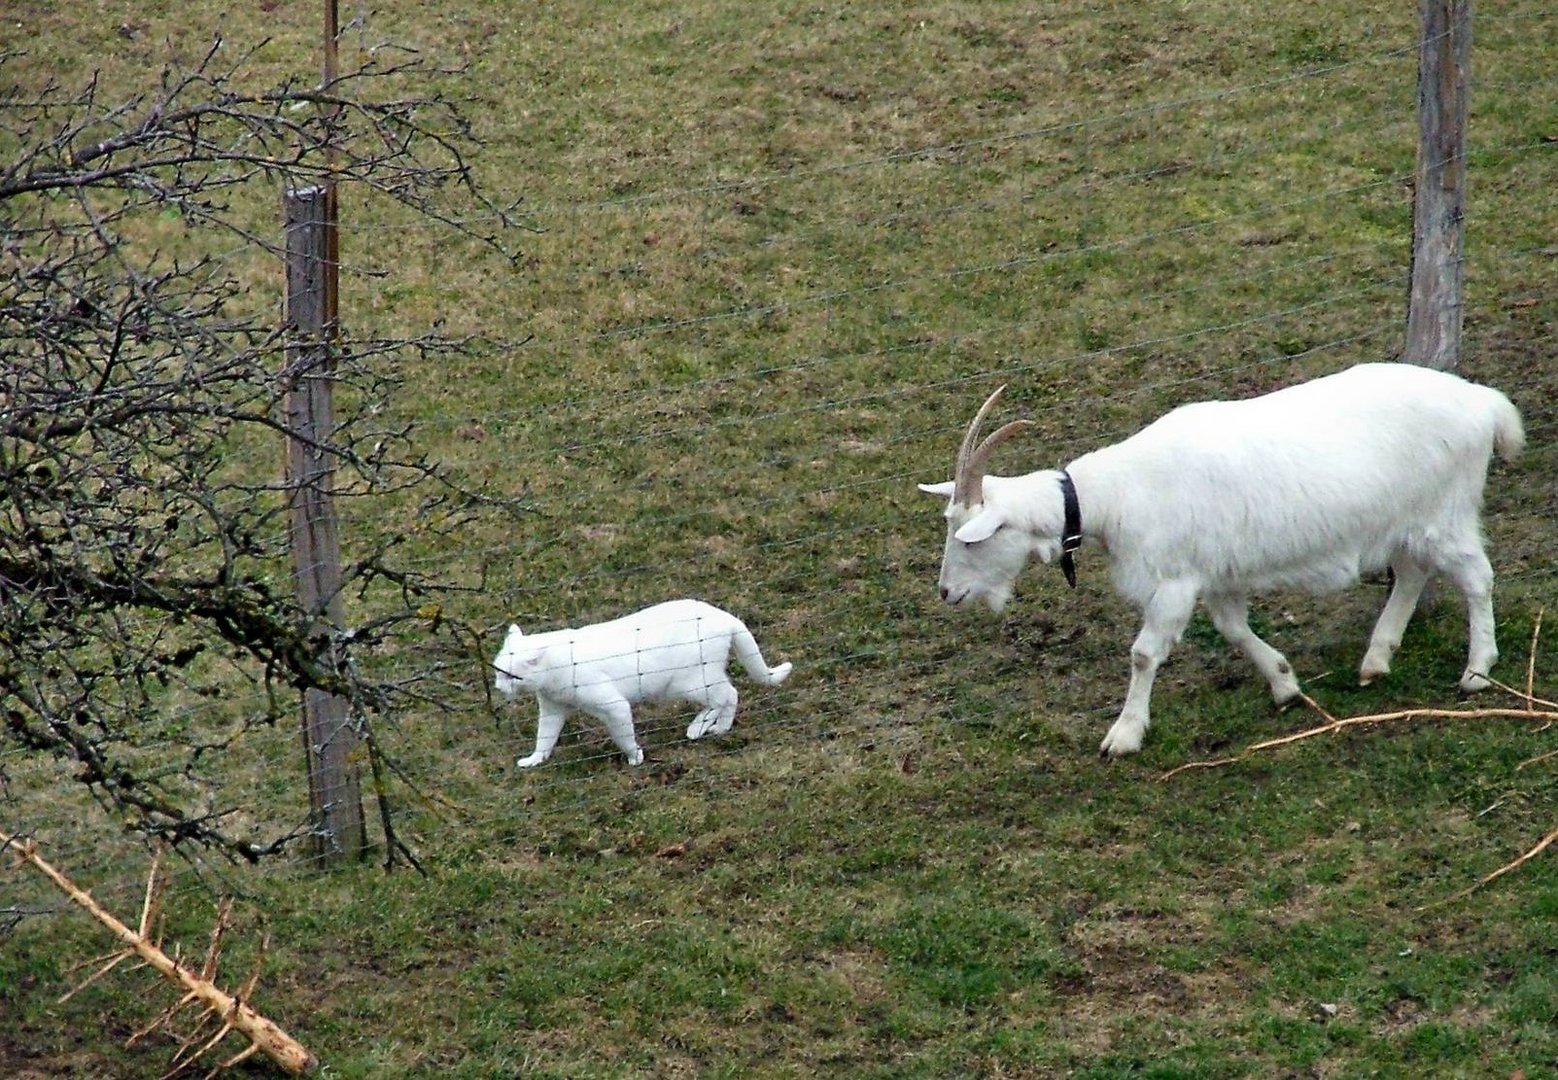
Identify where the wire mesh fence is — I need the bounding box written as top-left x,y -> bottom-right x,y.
3,2 -> 1554,993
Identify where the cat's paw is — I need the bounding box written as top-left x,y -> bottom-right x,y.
515,752 -> 549,768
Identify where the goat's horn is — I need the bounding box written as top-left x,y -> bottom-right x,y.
954,387 -> 1031,505
965,420 -> 1034,493
955,385 -> 1007,481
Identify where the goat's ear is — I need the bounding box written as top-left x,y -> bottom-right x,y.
507,623 -> 524,638
954,507 -> 1006,544
917,481 -> 956,498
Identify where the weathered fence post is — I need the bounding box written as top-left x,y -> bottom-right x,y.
283,185 -> 365,864
1404,0 -> 1472,370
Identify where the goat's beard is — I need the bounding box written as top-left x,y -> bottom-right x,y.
983,589 -> 1013,614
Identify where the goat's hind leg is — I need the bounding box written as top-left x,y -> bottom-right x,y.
1204,593 -> 1301,706
1102,581 -> 1198,758
1360,554 -> 1432,686
1437,545 -> 1498,692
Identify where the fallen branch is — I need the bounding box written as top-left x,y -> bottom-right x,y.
1157,697 -> 1558,781
1156,613 -> 1555,905
1526,607 -> 1544,710
1160,609 -> 1553,782
1516,747 -> 1558,772
1482,676 -> 1558,714
1421,823 -> 1558,911
1,830 -> 315,1076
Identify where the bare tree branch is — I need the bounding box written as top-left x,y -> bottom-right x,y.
1,37 -> 526,863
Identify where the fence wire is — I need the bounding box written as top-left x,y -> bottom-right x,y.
3,5 -> 1555,1001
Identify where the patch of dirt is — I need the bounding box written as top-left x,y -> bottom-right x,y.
0,1028 -> 152,1080
1049,899 -> 1252,1054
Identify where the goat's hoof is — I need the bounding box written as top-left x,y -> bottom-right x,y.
625,748 -> 646,766
1458,670 -> 1491,694
1098,725 -> 1145,758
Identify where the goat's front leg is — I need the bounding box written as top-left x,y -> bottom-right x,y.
1204,592 -> 1300,705
1102,581 -> 1198,757
1360,555 -> 1431,685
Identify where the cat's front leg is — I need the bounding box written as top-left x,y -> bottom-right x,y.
516,696 -> 567,769
589,698 -> 645,766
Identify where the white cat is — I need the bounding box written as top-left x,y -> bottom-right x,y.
493,599 -> 794,768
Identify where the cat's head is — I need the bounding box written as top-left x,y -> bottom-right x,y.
492,624 -> 545,697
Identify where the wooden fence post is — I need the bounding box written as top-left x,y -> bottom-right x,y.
1404,0 -> 1472,370
283,185 -> 365,864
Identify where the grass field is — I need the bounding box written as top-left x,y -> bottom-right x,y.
4,0 -> 1557,1077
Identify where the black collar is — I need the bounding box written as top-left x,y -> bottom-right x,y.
1058,470 -> 1082,589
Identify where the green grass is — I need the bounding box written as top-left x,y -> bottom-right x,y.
5,0 -> 1558,1077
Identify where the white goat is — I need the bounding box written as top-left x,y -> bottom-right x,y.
919,363 -> 1524,757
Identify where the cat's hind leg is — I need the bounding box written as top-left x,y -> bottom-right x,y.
516,695 -> 567,768
686,681 -> 739,740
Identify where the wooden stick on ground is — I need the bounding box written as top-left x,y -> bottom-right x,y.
1421,823 -> 1558,911
1526,607 -> 1544,711
1156,612 -> 1556,905
1161,608 -> 1554,783
0,830 -> 315,1077
1157,701 -> 1558,782
1516,747 -> 1558,772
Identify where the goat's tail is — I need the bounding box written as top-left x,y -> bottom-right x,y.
1488,389 -> 1526,463
731,624 -> 793,686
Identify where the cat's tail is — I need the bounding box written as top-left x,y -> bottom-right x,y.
731,624 -> 793,686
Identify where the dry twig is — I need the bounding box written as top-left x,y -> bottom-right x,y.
1156,700 -> 1558,782
1422,824 -> 1558,911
